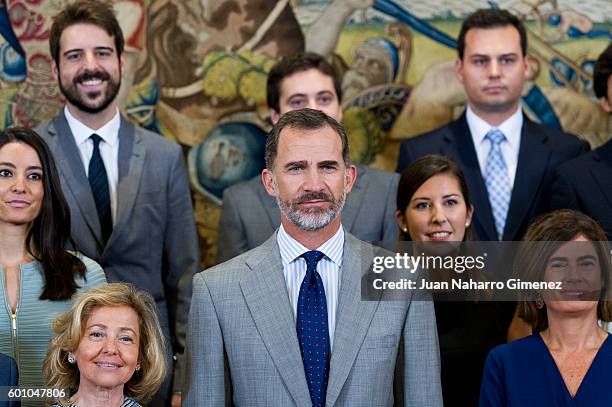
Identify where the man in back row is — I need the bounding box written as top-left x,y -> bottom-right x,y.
217,52 -> 399,263
396,9 -> 588,243
551,43 -> 612,239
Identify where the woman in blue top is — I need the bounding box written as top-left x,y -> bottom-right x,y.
0,128 -> 106,406
480,210 -> 612,406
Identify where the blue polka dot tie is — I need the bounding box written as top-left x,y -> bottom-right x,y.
484,129 -> 511,240
296,250 -> 329,407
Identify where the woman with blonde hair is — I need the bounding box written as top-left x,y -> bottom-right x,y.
44,283 -> 167,407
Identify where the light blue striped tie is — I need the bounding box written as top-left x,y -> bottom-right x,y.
484,129 -> 511,240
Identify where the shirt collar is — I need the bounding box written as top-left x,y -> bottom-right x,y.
64,106 -> 121,147
466,105 -> 523,148
277,223 -> 344,268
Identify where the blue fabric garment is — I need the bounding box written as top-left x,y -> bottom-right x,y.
296,250 -> 329,407
480,333 -> 612,406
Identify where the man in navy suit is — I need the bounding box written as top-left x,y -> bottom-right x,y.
0,353 -> 19,407
551,43 -> 612,239
396,9 -> 588,243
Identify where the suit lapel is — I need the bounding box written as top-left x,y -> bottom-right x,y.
240,236 -> 312,407
503,119 -> 550,241
50,113 -> 104,247
326,234 -> 380,405
591,142 -> 612,208
107,119 -> 145,248
340,165 -> 365,233
447,116 -> 498,241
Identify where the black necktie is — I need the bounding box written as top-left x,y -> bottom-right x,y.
88,134 -> 112,244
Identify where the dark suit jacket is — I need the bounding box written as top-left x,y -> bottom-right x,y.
551,139 -> 612,239
217,165 -> 399,262
396,113 -> 589,242
0,353 -> 19,407
36,113 -> 200,388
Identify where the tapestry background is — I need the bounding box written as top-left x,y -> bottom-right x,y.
0,0 -> 610,266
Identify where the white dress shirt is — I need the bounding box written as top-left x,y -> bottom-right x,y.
277,224 -> 344,348
466,105 -> 523,186
64,106 -> 120,223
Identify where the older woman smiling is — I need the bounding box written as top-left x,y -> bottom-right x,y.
44,283 -> 167,407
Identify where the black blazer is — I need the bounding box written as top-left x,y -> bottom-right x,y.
396,113 -> 589,241
551,139 -> 612,239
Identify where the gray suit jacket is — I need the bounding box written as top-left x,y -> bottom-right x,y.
184,232 -> 442,406
217,165 -> 399,263
36,113 -> 199,383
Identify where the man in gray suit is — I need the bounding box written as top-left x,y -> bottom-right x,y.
36,2 -> 199,404
184,109 -> 442,406
217,52 -> 399,263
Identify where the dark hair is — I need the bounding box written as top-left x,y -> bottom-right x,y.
265,108 -> 349,169
396,154 -> 472,240
457,9 -> 527,60
49,0 -> 124,67
0,128 -> 86,300
594,43 -> 612,100
267,52 -> 342,113
516,209 -> 612,331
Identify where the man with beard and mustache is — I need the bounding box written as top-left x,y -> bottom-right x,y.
35,2 -> 199,406
184,108 -> 442,406
217,52 -> 399,263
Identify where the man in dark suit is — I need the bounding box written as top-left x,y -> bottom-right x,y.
396,9 -> 588,243
551,43 -> 612,239
35,2 -> 199,404
217,52 -> 399,263
0,353 -> 19,407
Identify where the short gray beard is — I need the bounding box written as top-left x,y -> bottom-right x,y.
273,176 -> 347,232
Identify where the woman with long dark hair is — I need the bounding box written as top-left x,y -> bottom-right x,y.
0,128 -> 105,405
396,154 -> 500,406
